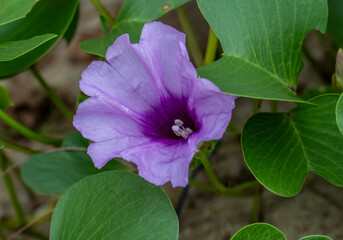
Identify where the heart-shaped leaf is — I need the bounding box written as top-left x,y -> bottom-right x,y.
0,85 -> 11,110
231,223 -> 286,240
62,131 -> 89,148
50,171 -> 178,240
21,150 -> 127,195
242,94 -> 343,196
0,0 -> 78,78
197,0 -> 327,102
336,93 -> 343,135
80,0 -> 190,57
0,34 -> 57,61
0,0 -> 37,26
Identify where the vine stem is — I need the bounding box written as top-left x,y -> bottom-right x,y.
90,0 -> 115,27
30,66 -> 74,122
0,152 -> 26,226
204,27 -> 218,65
176,6 -> 203,67
0,138 -> 37,155
0,110 -> 62,146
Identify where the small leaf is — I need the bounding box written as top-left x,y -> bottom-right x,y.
197,0 -> 327,102
0,141 -> 4,150
0,85 -> 11,110
337,93 -> 343,135
50,171 -> 179,240
62,132 -> 89,148
299,236 -> 333,240
0,34 -> 57,61
81,0 -> 190,57
231,223 -> 286,240
21,151 -> 127,195
242,94 -> 343,196
0,0 -> 78,78
0,0 -> 38,26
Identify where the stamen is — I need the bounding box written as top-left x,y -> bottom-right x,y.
172,119 -> 193,140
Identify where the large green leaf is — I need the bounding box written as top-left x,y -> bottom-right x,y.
81,0 -> 190,57
0,0 -> 78,78
0,85 -> 11,110
197,0 -> 327,102
50,171 -> 178,240
327,0 -> 343,47
242,94 -> 343,196
0,34 -> 57,61
231,223 -> 286,240
21,151 -> 127,195
0,0 -> 37,26
231,223 -> 332,240
337,93 -> 343,135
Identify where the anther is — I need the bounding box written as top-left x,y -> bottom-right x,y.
172,119 -> 193,140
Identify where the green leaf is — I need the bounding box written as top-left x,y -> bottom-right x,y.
327,0 -> 343,47
50,171 -> 178,240
299,236 -> 333,240
21,151 -> 127,195
337,93 -> 343,135
0,0 -> 38,26
242,94 -> 343,196
0,85 -> 11,110
62,132 -> 89,148
81,0 -> 190,57
64,5 -> 79,44
197,0 -> 327,102
0,141 -> 4,150
0,34 -> 57,61
231,223 -> 332,240
231,223 -> 286,240
0,0 -> 78,78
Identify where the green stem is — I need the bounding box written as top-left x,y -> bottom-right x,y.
253,99 -> 262,113
250,184 -> 263,222
0,152 -> 26,226
0,138 -> 37,155
0,110 -> 62,146
270,100 -> 278,112
176,6 -> 203,67
0,221 -> 5,240
91,0 -> 115,27
204,27 -> 218,65
30,66 -> 74,122
199,152 -> 227,192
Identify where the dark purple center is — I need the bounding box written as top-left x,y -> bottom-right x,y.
140,95 -> 196,140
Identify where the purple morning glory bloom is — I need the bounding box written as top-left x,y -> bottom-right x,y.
73,21 -> 236,187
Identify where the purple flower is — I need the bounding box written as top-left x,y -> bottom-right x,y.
73,21 -> 236,187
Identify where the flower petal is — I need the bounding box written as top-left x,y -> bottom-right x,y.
81,41 -> 160,114
88,138 -> 197,187
138,21 -> 197,99
189,78 -> 237,142
73,97 -> 144,142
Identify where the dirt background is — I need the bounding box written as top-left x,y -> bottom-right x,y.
0,0 -> 342,239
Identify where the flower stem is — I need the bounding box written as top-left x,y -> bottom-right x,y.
0,152 -> 26,226
0,110 -> 62,146
176,6 -> 203,67
204,27 -> 218,65
90,0 -> 115,27
270,100 -> 278,112
198,152 -> 227,192
30,66 -> 74,122
0,138 -> 37,155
